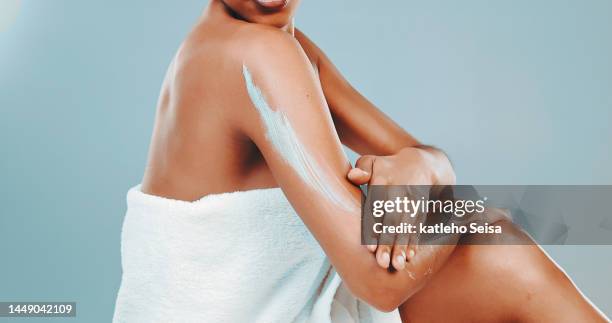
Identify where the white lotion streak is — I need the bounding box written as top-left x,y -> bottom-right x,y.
242,65 -> 357,213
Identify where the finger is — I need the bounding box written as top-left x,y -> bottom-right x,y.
392,235 -> 409,270
406,233 -> 417,262
407,247 -> 416,262
347,168 -> 371,185
411,186 -> 431,260
354,155 -> 376,176
366,217 -> 379,253
376,244 -> 391,269
363,184 -> 380,252
377,186 -> 396,269
406,208 -> 424,262
366,243 -> 377,253
392,187 -> 411,269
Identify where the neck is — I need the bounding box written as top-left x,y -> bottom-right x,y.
282,19 -> 295,36
205,0 -> 295,36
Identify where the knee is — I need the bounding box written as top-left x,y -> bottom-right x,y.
455,221 -> 594,321
459,221 -> 561,302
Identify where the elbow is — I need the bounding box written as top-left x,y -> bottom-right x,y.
370,296 -> 404,313
363,285 -> 405,312
348,279 -> 408,313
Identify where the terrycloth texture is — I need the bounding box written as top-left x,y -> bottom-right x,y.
113,185 -> 400,323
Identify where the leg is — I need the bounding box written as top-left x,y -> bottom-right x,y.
399,220 -> 607,323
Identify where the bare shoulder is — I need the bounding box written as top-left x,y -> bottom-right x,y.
233,24 -> 311,72
160,21 -> 318,142
171,22 -> 310,94
294,28 -> 324,63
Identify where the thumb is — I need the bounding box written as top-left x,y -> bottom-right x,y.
347,168 -> 371,185
347,155 -> 376,185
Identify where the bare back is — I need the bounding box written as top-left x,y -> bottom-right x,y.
141,15 -> 317,201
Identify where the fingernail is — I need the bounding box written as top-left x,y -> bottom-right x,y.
366,244 -> 377,252
378,251 -> 390,268
395,254 -> 406,270
354,169 -> 369,176
408,249 -> 416,260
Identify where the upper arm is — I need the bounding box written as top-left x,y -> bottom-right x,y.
232,30 -> 440,310
237,30 -> 359,216
295,29 -> 420,156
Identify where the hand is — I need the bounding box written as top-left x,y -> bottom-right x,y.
347,146 -> 455,271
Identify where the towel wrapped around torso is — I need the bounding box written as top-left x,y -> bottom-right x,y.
113,185 -> 400,323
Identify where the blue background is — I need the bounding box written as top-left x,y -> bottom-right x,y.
1,0 -> 611,321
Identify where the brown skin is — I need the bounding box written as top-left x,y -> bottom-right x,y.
220,0 -> 302,29
399,222 -> 606,323
143,0 -> 456,310
141,0 -> 607,321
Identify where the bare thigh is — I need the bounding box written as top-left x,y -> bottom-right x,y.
398,221 -> 605,323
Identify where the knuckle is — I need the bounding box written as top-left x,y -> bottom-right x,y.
375,157 -> 391,168
356,155 -> 373,166
395,242 -> 407,250
370,174 -> 387,186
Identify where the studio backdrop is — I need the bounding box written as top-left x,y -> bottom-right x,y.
1,1 -> 611,321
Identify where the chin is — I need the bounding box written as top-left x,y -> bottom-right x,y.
223,0 -> 299,28
250,14 -> 293,28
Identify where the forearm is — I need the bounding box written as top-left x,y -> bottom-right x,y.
340,146 -> 459,309
239,30 -> 461,312
314,209 -> 460,311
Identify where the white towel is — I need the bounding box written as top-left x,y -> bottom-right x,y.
113,185 -> 400,323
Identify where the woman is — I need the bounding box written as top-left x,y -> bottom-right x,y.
113,0 -> 607,322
